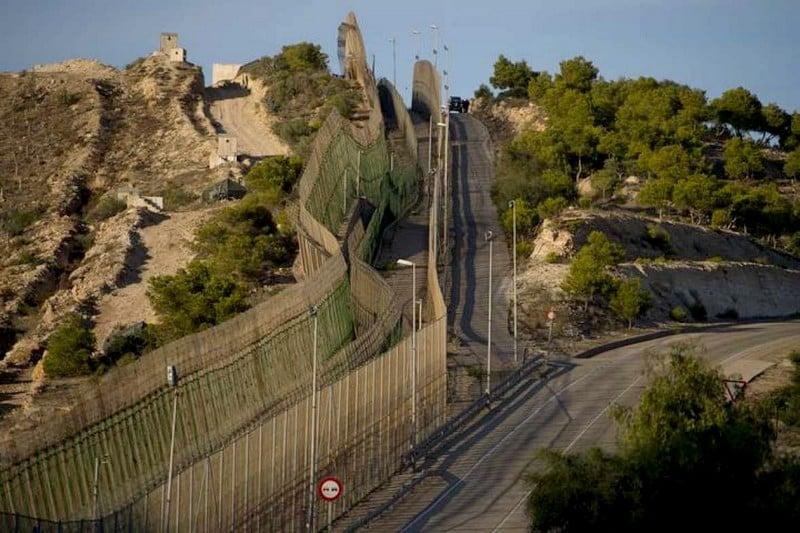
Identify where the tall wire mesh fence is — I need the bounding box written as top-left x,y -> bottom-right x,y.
0,12 -> 449,531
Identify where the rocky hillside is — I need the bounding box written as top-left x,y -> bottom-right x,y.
519,209 -> 800,336
0,53 -> 225,422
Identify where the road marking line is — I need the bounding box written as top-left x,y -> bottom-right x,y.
400,364 -> 608,532
491,375 -> 643,532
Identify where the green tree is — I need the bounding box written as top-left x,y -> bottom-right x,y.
638,177 -> 675,219
544,89 -> 602,180
590,164 -> 622,201
555,56 -> 598,93
489,55 -> 534,97
785,148 -> 800,179
474,83 -> 493,100
527,72 -> 553,101
723,137 -> 764,179
501,198 -> 538,236
537,196 -> 568,219
712,87 -> 763,136
672,174 -> 719,223
43,314 -> 96,377
147,261 -> 249,341
761,103 -> 791,145
640,144 -> 693,181
275,42 -> 328,72
528,346 -> 799,532
610,278 -> 652,328
562,231 -> 624,310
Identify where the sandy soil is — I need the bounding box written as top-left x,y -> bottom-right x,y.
93,206 -> 220,345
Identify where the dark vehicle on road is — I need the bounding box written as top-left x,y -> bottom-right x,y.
449,96 -> 469,113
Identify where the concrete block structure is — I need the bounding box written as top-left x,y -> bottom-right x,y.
217,135 -> 238,161
160,33 -> 178,51
168,48 -> 187,63
211,63 -> 242,86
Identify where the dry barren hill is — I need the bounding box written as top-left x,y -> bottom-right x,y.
0,53 -> 228,422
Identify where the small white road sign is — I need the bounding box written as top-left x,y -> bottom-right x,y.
318,476 -> 343,502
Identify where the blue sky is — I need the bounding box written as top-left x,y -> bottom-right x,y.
1,0 -> 798,111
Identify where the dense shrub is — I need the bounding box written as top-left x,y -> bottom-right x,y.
101,322 -> 158,364
43,314 -> 95,377
562,231 -> 624,309
244,155 -> 303,194
87,196 -> 126,222
688,300 -> 707,321
528,346 -> 800,531
147,261 -> 249,342
0,207 -> 44,236
643,224 -> 672,254
610,278 -> 652,328
669,305 -> 688,321
193,195 -> 294,282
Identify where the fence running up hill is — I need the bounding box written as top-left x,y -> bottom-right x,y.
0,12 -> 447,532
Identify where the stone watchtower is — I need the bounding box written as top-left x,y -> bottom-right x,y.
159,32 -> 186,63
160,33 -> 178,51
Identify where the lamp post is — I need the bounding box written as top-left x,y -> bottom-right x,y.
411,30 -> 421,61
396,259 -> 417,451
485,230 -> 494,398
389,37 -> 397,86
437,120 -> 447,250
430,25 -> 439,67
162,365 -> 179,532
92,455 -> 110,522
428,116 -> 434,173
306,305 -> 319,531
508,200 -> 518,365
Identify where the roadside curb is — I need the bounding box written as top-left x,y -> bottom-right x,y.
574,318 -> 797,359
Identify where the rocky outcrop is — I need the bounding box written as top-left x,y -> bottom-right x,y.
537,210 -> 800,269
619,262 -> 800,320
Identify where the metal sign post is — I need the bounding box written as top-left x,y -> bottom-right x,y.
318,476 -> 343,532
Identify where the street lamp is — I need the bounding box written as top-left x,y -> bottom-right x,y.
306,305 -> 319,531
485,230 -> 494,398
430,25 -> 439,67
411,30 -> 421,61
508,200 -> 518,364
162,365 -> 179,532
389,37 -> 397,87
92,455 -> 110,522
396,259 -> 417,452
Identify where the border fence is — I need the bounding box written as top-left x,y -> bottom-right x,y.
0,11 -> 450,532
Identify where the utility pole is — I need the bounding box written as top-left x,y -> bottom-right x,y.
485,231 -> 494,398
411,30 -> 421,61
430,25 -> 439,67
389,37 -> 397,86
428,116 -> 434,173
162,365 -> 179,533
306,305 -> 319,531
509,200 -> 518,364
397,259 -> 417,453
443,44 -> 451,257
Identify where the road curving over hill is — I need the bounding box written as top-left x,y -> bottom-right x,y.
364,320 -> 800,531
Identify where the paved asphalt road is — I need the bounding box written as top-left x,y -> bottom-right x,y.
448,114 -> 516,366
365,321 -> 800,531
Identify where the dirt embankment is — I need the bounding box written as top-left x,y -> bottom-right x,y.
206,78 -> 289,158
519,209 -> 800,332
470,96 -> 547,146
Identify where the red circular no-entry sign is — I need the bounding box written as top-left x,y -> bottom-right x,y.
318,476 -> 343,502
